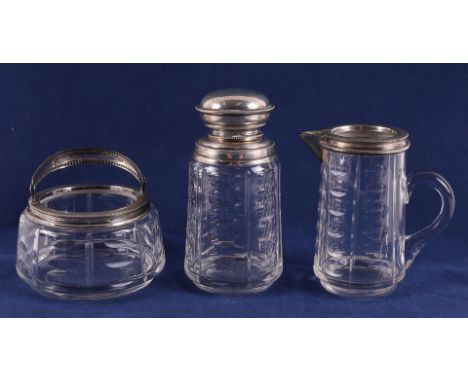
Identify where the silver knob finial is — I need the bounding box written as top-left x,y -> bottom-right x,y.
196,89 -> 275,131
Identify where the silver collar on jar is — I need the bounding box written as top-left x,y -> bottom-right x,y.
194,89 -> 277,166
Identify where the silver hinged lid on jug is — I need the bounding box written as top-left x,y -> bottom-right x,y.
300,124 -> 411,158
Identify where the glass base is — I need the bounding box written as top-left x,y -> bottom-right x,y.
319,280 -> 397,298
17,259 -> 165,301
185,265 -> 282,295
314,266 -> 405,297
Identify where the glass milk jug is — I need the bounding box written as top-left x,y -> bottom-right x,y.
300,125 -> 455,297
185,89 -> 283,294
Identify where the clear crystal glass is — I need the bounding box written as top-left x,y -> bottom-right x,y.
17,199 -> 165,300
314,149 -> 455,297
16,148 -> 166,300
185,159 -> 283,294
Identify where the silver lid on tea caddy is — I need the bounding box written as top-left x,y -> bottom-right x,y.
194,89 -> 277,165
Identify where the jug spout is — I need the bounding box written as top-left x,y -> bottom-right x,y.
299,130 -> 328,161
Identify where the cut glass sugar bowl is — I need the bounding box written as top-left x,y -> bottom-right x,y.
16,148 -> 166,300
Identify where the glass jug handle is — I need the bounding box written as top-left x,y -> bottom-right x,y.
404,172 -> 455,269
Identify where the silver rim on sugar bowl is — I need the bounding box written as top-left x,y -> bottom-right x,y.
26,148 -> 151,228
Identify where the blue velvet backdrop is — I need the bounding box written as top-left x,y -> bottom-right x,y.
0,64 -> 466,317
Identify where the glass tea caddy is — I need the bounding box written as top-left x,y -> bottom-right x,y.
300,125 -> 455,297
184,89 -> 283,294
16,148 -> 166,300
